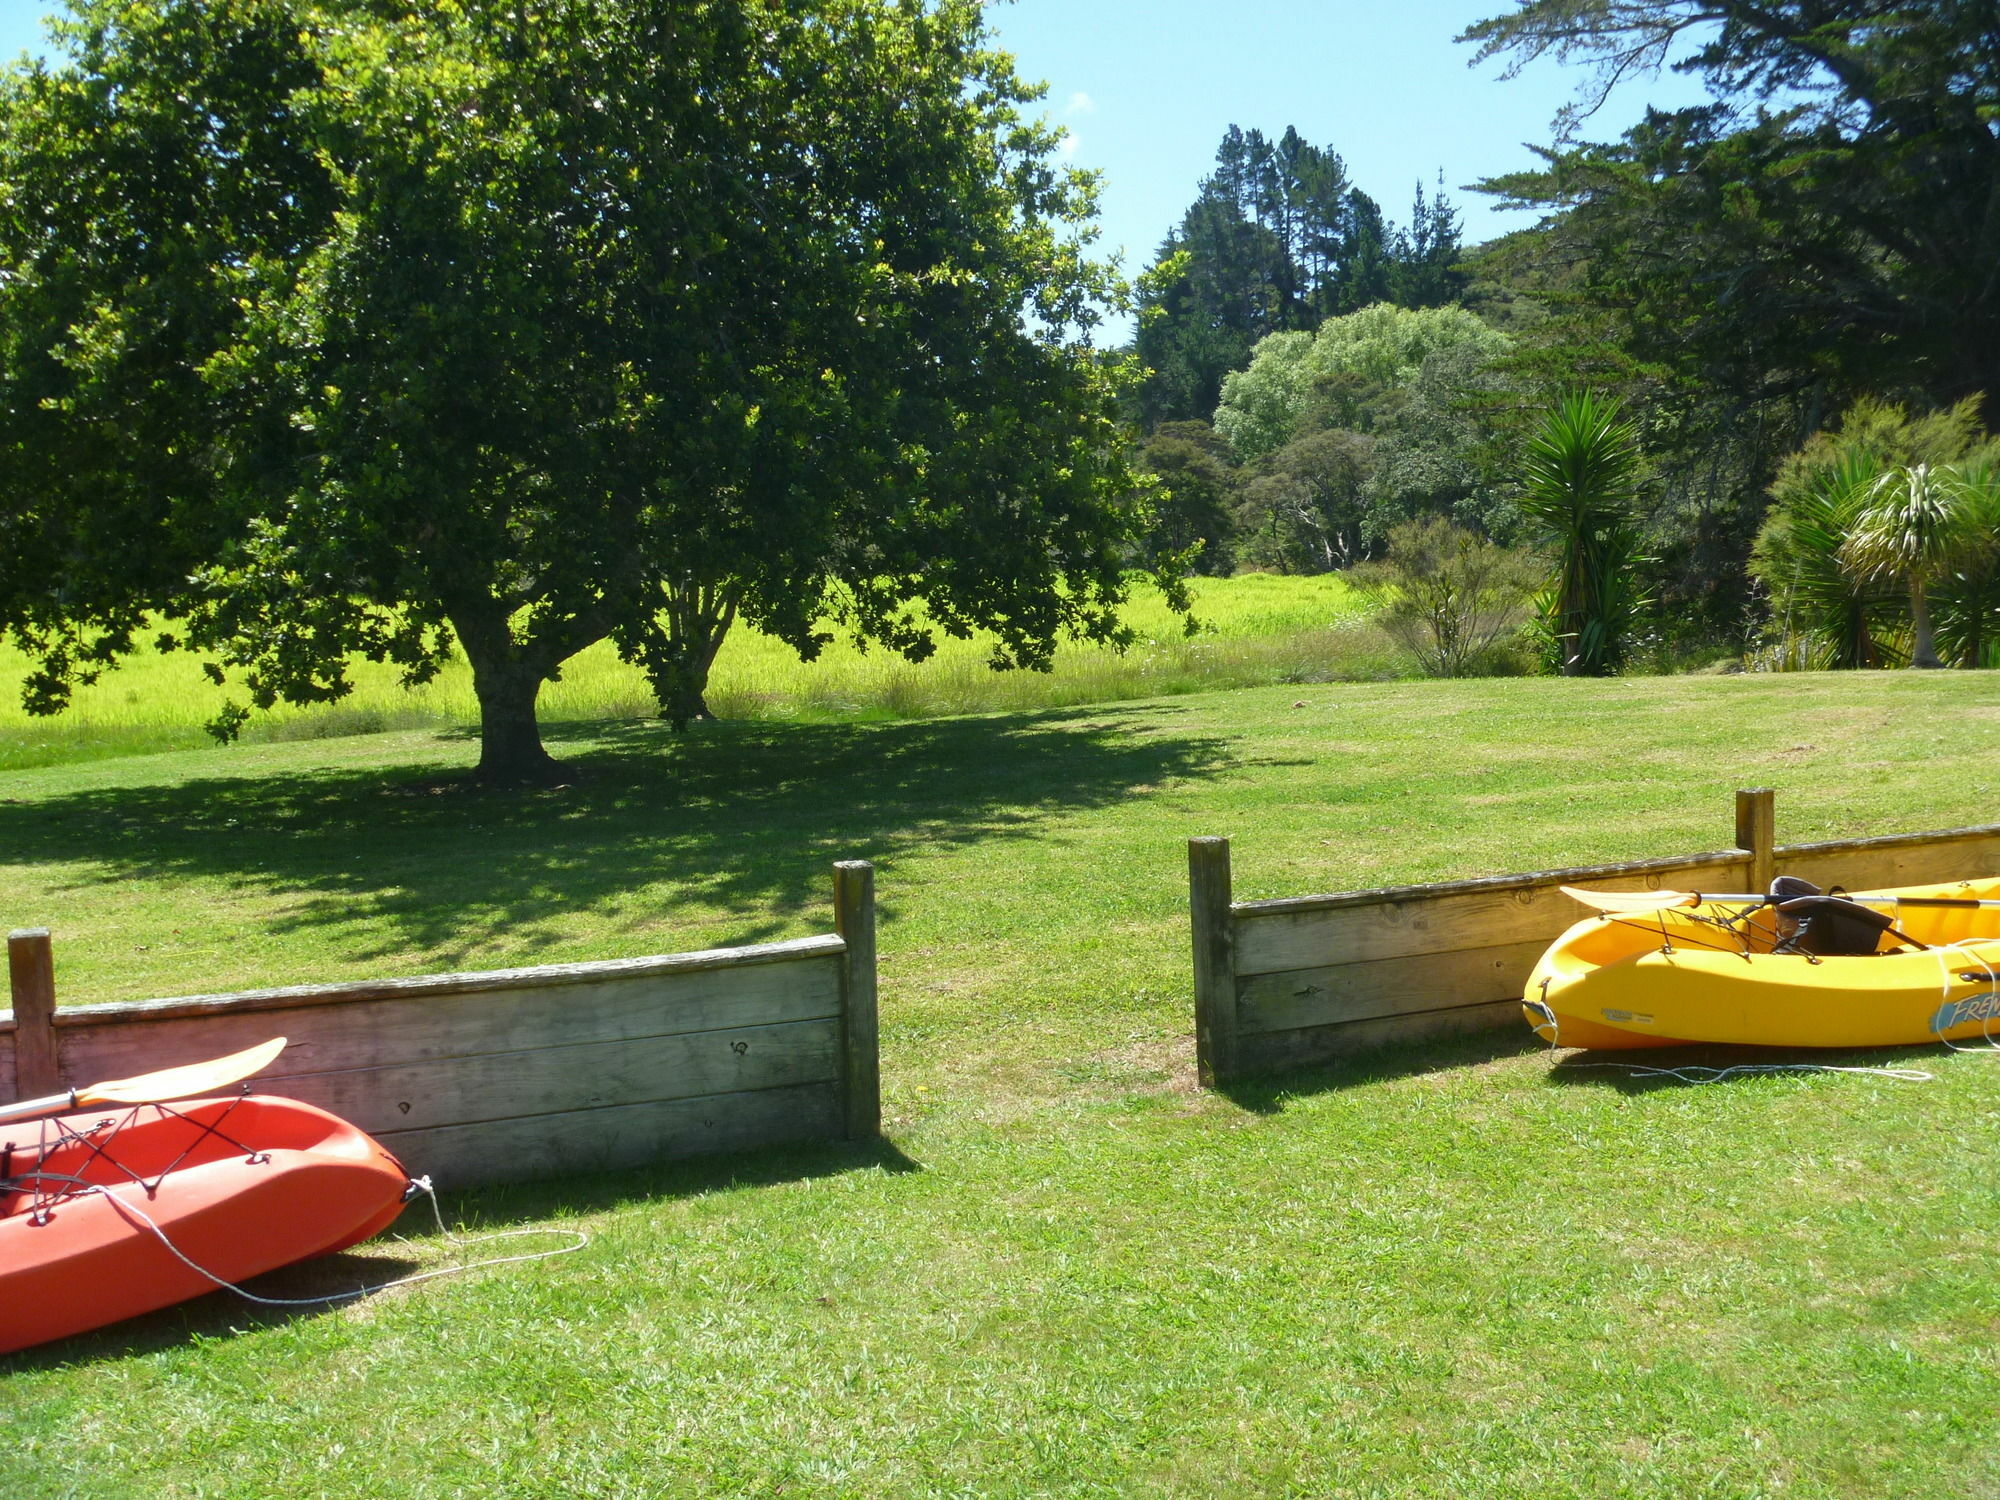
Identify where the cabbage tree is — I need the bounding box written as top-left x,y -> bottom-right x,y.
1751,451 -> 1902,670
1839,464 -> 1991,669
1516,391 -> 1646,676
1931,459 -> 2000,668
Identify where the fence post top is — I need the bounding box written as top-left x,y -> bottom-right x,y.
8,928 -> 50,944
832,858 -> 873,874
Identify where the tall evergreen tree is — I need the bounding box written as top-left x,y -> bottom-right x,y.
1392,174 -> 1466,309
1136,128 -> 1466,428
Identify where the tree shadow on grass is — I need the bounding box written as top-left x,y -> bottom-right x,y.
1540,1041 -> 1953,1093
0,1135 -> 920,1369
0,705 -> 1235,972
1217,1029 -> 1548,1113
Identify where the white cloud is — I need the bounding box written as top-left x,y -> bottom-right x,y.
1065,91 -> 1096,116
1058,129 -> 1081,158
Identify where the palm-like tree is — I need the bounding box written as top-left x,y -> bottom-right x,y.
1756,450 -> 1902,669
1839,463 -> 1990,668
1516,390 -> 1645,676
1930,457 -> 2000,667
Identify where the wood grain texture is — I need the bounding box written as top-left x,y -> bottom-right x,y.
1189,837 -> 1237,1086
0,1033 -> 15,1105
1236,939 -> 1551,1037
1234,999 -> 1528,1076
834,861 -> 880,1141
1778,828 -> 2000,895
1232,853 -> 1752,977
53,955 -> 845,1090
252,1018 -> 840,1137
375,1080 -> 845,1188
7,929 -> 58,1098
47,934 -> 847,1031
1737,788 -> 1776,895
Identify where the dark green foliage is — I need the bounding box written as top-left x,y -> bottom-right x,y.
1752,451 -> 1904,669
1466,2 -> 2000,643
1516,391 -> 1648,675
1388,175 -> 1466,312
1134,125 -> 1466,428
1134,422 -> 1238,576
1233,428 -> 1378,574
1931,458 -> 2000,668
1841,463 -> 1997,668
0,0 -> 1182,781
1751,397 -> 2000,668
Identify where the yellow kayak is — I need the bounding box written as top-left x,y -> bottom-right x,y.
1524,876 -> 2000,1050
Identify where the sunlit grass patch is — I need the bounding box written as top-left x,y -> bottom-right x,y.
7,672 -> 1999,1495
0,574 -> 1385,769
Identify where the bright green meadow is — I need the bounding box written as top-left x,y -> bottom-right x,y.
0,573 -> 1386,771
3,665 -> 2000,1497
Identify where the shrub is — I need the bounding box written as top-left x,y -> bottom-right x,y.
1350,518 -> 1540,678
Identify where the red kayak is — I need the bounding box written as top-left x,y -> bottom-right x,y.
1,1093 -> 411,1355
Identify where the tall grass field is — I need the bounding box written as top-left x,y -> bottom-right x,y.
4,668 -> 2000,1496
0,574 -> 1386,770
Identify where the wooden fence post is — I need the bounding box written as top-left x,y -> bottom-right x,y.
1190,837 -> 1238,1088
1736,787 -> 1776,894
8,928 -> 59,1099
833,860 -> 880,1141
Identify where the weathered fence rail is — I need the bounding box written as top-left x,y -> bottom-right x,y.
1192,791 -> 2000,1085
2,860 -> 881,1188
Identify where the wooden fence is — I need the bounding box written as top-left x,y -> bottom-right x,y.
2,860 -> 881,1188
1191,791 -> 2000,1085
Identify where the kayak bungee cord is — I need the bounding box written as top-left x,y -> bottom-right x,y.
10,1170 -> 589,1310
1926,942 -> 2000,1054
1531,927 -> 2000,1083
13,1098 -> 271,1227
2,1100 -> 589,1315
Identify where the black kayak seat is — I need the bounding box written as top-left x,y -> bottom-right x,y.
1771,893 -> 1897,956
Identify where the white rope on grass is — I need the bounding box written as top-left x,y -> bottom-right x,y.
1530,980 -> 1933,1083
1554,1060 -> 1934,1084
24,1172 -> 587,1309
1528,923 -> 2000,1085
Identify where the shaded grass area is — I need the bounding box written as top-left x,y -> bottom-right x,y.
0,572 -> 1387,771
3,671 -> 2000,1496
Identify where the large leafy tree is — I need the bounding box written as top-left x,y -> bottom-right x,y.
1465,2 -> 2000,642
1214,303 -> 1510,461
0,0 -> 1176,781
1467,1 -> 2000,411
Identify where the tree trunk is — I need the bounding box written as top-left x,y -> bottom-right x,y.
654,583 -> 738,730
470,658 -> 561,781
450,602 -> 566,784
1909,581 -> 1944,669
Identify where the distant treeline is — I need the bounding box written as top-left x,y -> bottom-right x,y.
1127,0 -> 2000,671
1134,126 -> 1467,429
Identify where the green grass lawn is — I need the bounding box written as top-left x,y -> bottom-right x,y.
4,670 -> 2000,1497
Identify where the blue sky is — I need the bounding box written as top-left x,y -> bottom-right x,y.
988,0 -> 1711,270
0,0 -> 1714,332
